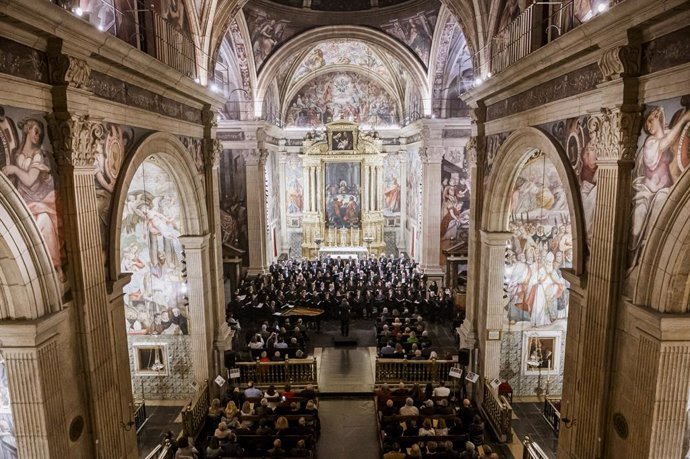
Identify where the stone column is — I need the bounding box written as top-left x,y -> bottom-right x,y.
398,145 -> 408,250
569,107 -> 639,458
244,149 -> 269,274
179,235 -> 213,385
48,108 -> 129,457
476,230 -> 511,385
202,135 -> 231,373
460,137 -> 481,350
418,143 -> 444,276
0,311 -> 70,458
278,151 -> 288,253
303,162 -> 312,214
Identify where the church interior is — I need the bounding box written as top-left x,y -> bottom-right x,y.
0,0 -> 689,458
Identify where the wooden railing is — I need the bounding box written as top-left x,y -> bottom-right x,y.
134,400 -> 147,433
543,398 -> 561,434
491,3 -> 537,75
375,358 -> 455,385
480,379 -> 513,443
181,381 -> 209,438
523,435 -> 550,459
236,358 -> 318,387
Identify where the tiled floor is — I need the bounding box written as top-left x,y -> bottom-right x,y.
136,404 -> 185,458
317,347 -> 377,393
316,398 -> 381,459
510,402 -> 559,458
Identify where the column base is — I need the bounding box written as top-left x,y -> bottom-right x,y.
459,321 -> 477,350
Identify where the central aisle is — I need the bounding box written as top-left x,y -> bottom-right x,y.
316,347 -> 377,393
315,399 -> 380,459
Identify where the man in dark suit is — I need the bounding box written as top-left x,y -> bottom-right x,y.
340,299 -> 351,337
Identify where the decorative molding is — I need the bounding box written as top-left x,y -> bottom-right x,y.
587,108 -> 642,161
442,129 -> 472,138
217,131 -> 246,141
47,114 -> 106,168
598,45 -> 640,82
464,136 -> 478,165
242,148 -> 268,166
49,54 -> 91,89
0,36 -> 49,83
486,64 -> 602,121
641,25 -> 690,75
204,139 -> 222,169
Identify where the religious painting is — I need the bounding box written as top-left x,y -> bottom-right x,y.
120,160 -> 189,336
244,6 -> 300,69
381,9 -> 438,65
179,136 -> 205,175
440,154 -> 470,263
383,153 -> 401,216
133,343 -> 169,376
219,150 -> 249,265
95,124 -> 138,269
628,95 -> 690,271
503,153 -> 571,330
522,332 -> 560,375
324,162 -> 361,228
406,148 -> 421,229
285,155 -> 304,217
285,72 -> 399,128
540,115 -> 597,241
0,358 -> 17,459
0,106 -> 68,293
330,130 -> 354,151
292,40 -> 391,84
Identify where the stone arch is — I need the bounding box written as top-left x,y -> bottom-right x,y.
0,173 -> 61,319
482,127 -> 586,275
634,169 -> 690,313
108,132 -> 209,282
255,26 -> 431,116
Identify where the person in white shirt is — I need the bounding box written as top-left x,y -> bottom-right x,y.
432,381 -> 451,398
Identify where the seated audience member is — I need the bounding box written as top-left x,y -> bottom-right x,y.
435,418 -> 449,436
436,398 -> 454,415
268,438 -> 286,457
256,398 -> 274,416
264,385 -> 280,406
399,397 -> 419,416
418,418 -> 436,436
381,341 -> 395,356
222,401 -> 239,425
459,399 -> 475,429
290,439 -> 310,457
420,399 -> 435,415
248,334 -> 265,349
377,383 -> 392,403
208,398 -> 223,423
175,437 -> 198,459
255,418 -> 274,436
459,441 -> 478,459
295,349 -> 306,358
259,351 -> 270,363
244,381 -> 263,398
300,383 -> 317,400
381,398 -> 397,416
289,416 -> 311,436
392,382 -> 409,396
221,432 -> 243,457
409,383 -> 425,402
383,418 -> 404,438
214,421 -> 232,441
383,442 -> 406,459
407,443 -> 423,458
205,437 -> 222,458
448,418 -> 464,435
282,384 -> 296,399
470,415 -> 485,446
274,416 -> 290,435
433,381 -> 451,398
425,441 -> 439,456
272,350 -> 283,361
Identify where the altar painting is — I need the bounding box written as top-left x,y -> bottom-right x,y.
120,160 -> 189,336
325,162 -> 361,228
503,154 -> 571,330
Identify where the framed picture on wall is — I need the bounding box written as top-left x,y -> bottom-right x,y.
326,122 -> 358,153
133,343 -> 169,376
522,331 -> 561,376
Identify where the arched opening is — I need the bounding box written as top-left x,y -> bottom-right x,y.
479,126 -> 586,423
109,133 -> 210,409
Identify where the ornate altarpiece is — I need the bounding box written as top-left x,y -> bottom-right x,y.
301,121 -> 386,258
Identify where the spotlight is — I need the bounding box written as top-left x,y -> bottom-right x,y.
210,83 -> 220,93
74,7 -> 83,16
180,284 -> 188,294
474,77 -> 483,86
487,72 -> 492,78
97,24 -> 105,31
597,2 -> 607,12
194,78 -> 200,84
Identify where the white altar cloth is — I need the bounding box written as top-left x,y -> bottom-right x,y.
318,246 -> 369,259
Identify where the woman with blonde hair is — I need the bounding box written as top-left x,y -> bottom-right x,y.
208,398 -> 223,424
223,401 -> 239,420
274,415 -> 289,433
214,421 -> 232,440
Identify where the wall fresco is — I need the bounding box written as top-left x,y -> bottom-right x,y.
0,358 -> 16,459
244,6 -> 301,69
219,149 -> 249,265
440,151 -> 470,263
285,155 -> 304,217
383,153 -> 401,216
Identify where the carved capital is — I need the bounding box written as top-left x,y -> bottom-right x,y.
419,146 -> 444,164
242,148 -> 268,166
587,108 -> 642,161
204,139 -> 222,169
598,45 -> 640,82
49,54 -> 91,89
47,114 -> 105,168
202,108 -> 218,130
